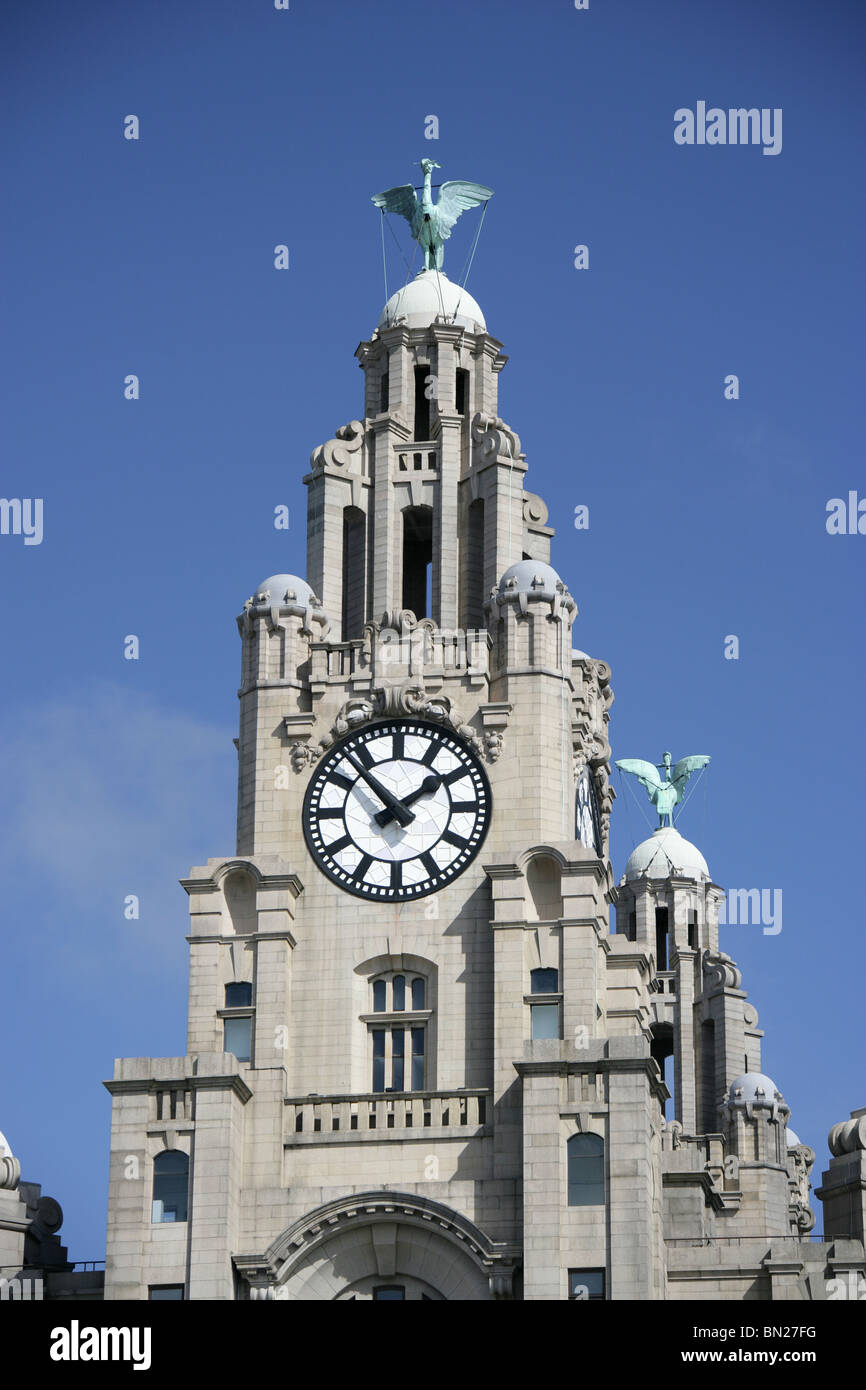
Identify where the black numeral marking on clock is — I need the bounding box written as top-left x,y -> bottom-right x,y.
390,861 -> 402,890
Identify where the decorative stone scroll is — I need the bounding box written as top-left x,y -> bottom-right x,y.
470,412 -> 522,463
309,419 -> 365,474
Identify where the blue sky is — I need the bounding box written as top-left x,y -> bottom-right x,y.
2,0 -> 864,1260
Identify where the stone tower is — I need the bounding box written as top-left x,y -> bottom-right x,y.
102,247 -> 865,1301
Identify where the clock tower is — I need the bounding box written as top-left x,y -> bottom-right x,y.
103,174 -> 864,1301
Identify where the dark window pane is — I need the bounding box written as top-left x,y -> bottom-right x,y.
531,1003 -> 559,1040
530,968 -> 559,994
373,1286 -> 405,1300
152,1151 -> 189,1224
392,975 -> 405,1011
372,1030 -> 385,1092
149,1285 -> 184,1300
373,979 -> 386,1012
569,1269 -> 605,1301
411,977 -> 425,1010
567,1134 -> 604,1206
224,1016 -> 251,1063
225,982 -> 252,1007
392,1028 -> 404,1092
411,1027 -> 425,1090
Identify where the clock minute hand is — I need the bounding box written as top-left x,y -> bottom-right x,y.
374,774 -> 442,828
343,752 -> 415,829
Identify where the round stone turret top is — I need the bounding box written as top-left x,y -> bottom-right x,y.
377,270 -> 486,333
498,560 -> 563,600
0,1130 -> 12,1159
252,574 -> 316,608
728,1073 -> 783,1107
786,1128 -> 801,1149
245,574 -> 330,636
623,826 -> 709,882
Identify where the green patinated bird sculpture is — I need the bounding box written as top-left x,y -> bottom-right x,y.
615,751 -> 710,828
372,159 -> 493,271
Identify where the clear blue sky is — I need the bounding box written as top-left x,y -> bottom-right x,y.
2,0 -> 864,1261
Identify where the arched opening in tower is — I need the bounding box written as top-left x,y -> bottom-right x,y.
341,507 -> 366,639
402,506 -> 433,619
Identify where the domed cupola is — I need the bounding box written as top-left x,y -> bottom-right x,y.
378,269 -> 486,334
624,825 -> 710,883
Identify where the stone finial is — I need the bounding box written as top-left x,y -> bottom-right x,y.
828,1111 -> 866,1157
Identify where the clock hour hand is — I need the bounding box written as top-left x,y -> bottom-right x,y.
343,752 -> 416,828
374,774 -> 442,828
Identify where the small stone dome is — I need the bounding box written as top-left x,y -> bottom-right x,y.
252,574 -> 316,608
0,1130 -> 12,1159
786,1128 -> 801,1149
728,1073 -> 783,1107
498,560 -> 563,600
377,270 -> 486,333
624,826 -> 709,882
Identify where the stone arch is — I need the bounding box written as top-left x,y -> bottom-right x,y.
524,852 -> 564,921
258,1192 -> 513,1301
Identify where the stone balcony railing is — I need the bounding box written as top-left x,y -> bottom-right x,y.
285,1088 -> 491,1145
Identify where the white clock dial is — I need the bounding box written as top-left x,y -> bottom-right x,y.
303,720 -> 492,900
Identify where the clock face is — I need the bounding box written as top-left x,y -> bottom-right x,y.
575,764 -> 603,856
302,719 -> 492,901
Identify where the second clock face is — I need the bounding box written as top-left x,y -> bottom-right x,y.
302,719 -> 492,901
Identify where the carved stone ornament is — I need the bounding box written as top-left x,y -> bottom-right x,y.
702,951 -> 743,992
470,412 -> 522,464
310,420 -> 365,473
312,683 -> 485,761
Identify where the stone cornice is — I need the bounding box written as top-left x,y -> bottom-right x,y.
103,1073 -> 253,1104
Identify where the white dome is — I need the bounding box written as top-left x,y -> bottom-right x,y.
728,1073 -> 783,1107
252,574 -> 316,607
498,560 -> 563,600
377,270 -> 486,333
624,826 -> 709,882
786,1128 -> 801,1149
0,1130 -> 12,1159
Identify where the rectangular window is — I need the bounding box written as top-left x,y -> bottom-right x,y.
568,1269 -> 606,1301
530,1003 -> 560,1040
655,907 -> 668,972
392,1028 -> 405,1092
411,1027 -> 425,1090
456,368 -> 469,415
373,1286 -> 405,1300
372,1029 -> 386,1093
149,1285 -> 185,1301
413,365 -> 431,440
687,910 -> 698,949
224,1016 -> 251,1063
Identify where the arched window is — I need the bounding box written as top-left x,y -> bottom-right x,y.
369,971 -> 431,1093
152,1151 -> 189,1224
567,1133 -> 604,1206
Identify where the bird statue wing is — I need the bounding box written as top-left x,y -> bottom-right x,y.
615,758 -> 663,796
434,180 -> 494,239
371,183 -> 418,224
671,755 -> 710,803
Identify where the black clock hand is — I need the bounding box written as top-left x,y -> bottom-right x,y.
343,752 -> 416,828
374,774 -> 442,828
